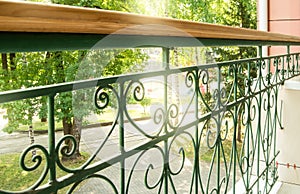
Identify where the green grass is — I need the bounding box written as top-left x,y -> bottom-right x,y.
98,109 -> 150,122
18,120 -> 63,132
183,139 -> 243,163
13,108 -> 150,132
200,140 -> 243,163
0,152 -> 90,193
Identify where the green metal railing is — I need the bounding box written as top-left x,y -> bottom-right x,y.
0,41 -> 299,193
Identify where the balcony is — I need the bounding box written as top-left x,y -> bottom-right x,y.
1,1 -> 300,193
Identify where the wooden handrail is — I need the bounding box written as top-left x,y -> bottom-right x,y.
1,0 -> 300,44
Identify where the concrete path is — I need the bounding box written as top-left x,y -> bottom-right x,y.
0,120 -> 237,193
277,182 -> 300,194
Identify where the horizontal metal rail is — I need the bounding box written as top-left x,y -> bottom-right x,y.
0,53 -> 296,103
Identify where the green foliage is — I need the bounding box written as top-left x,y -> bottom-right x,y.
0,48 -> 148,132
214,0 -> 257,61
168,0 -> 225,23
140,97 -> 151,114
0,1 -> 149,133
222,0 -> 257,29
214,0 -> 257,142
85,49 -> 148,77
51,0 -> 135,12
214,0 -> 258,98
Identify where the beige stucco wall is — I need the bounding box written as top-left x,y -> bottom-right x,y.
266,0 -> 300,184
278,79 -> 300,184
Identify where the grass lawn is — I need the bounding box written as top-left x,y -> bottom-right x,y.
0,152 -> 90,193
14,108 -> 150,132
183,139 -> 243,163
18,120 -> 63,132
199,139 -> 243,163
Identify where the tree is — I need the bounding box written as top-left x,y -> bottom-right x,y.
159,0 -> 257,143
0,0 -> 257,159
168,0 -> 224,23
54,49 -> 148,159
1,50 -> 148,158
0,0 -> 149,160
214,0 -> 257,142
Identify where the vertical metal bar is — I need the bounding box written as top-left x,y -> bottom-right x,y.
295,54 -> 299,74
162,47 -> 169,194
257,46 -> 263,193
246,61 -> 251,192
163,47 -> 170,70
281,46 -> 289,80
119,82 -> 125,194
272,48 -> 279,190
287,45 -> 291,77
217,66 -> 221,194
233,62 -> 238,194
266,45 -> 272,193
48,94 -> 57,192
195,69 -> 200,194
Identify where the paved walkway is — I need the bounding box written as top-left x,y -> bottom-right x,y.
0,111 -> 247,193
0,124 -> 238,193
277,182 -> 300,193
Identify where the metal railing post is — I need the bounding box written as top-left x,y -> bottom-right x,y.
48,93 -> 57,192
162,47 -> 170,194
119,82 -> 125,194
257,45 -> 263,193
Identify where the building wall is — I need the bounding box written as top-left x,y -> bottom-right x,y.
267,0 -> 300,185
278,82 -> 300,185
268,0 -> 300,55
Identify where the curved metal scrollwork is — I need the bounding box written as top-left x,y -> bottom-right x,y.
19,144 -> 50,190
198,69 -> 214,112
94,84 -> 118,110
132,80 -> 145,102
2,52 -> 300,194
124,80 -> 165,138
55,135 -> 79,173
126,145 -> 165,193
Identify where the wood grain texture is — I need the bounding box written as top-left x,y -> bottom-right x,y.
1,0 -> 300,43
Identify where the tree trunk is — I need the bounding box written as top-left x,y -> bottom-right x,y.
237,112 -> 242,143
72,117 -> 82,158
9,53 -> 16,70
41,118 -> 47,122
62,117 -> 82,160
1,53 -> 8,70
62,117 -> 73,161
28,125 -> 36,156
40,52 -> 51,123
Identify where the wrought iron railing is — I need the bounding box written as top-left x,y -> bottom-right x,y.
0,44 -> 300,193
2,1 -> 300,193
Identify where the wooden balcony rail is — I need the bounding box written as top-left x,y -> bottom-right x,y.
1,0 -> 300,51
